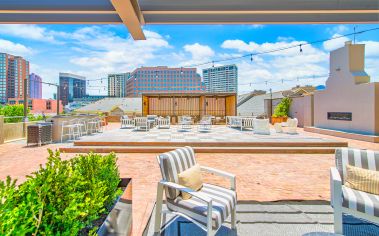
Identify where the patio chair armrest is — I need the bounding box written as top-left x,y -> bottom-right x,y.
330,167 -> 342,207
159,180 -> 212,204
200,166 -> 236,191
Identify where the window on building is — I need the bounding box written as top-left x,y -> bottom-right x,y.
46,100 -> 51,110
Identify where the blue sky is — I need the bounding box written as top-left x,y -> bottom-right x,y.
0,24 -> 378,98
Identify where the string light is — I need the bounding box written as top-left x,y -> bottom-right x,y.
250,54 -> 253,62
299,44 -> 303,53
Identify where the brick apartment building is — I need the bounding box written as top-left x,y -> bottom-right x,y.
0,53 -> 30,104
126,66 -> 205,97
8,98 -> 63,114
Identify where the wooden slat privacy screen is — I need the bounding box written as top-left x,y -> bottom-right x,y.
143,94 -> 236,118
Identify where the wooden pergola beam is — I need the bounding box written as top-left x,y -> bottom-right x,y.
110,0 -> 145,40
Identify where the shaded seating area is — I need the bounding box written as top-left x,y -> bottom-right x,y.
142,93 -> 236,125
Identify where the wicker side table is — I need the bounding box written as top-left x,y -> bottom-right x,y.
27,123 -> 52,146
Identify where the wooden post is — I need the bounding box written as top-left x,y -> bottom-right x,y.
23,78 -> 28,137
56,85 -> 60,115
0,115 -> 4,144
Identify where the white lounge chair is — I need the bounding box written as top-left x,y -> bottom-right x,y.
157,116 -> 170,129
241,117 -> 254,131
331,148 -> 379,234
286,118 -> 298,134
198,116 -> 212,132
154,146 -> 237,236
253,119 -> 270,135
147,115 -> 158,128
179,116 -> 192,131
134,117 -> 149,131
121,115 -> 135,128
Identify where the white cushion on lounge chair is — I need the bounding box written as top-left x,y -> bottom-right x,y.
253,119 -> 270,135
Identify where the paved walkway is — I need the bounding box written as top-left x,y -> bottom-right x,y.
1,124 -> 379,235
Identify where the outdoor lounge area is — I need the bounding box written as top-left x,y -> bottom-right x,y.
1,0 -> 379,235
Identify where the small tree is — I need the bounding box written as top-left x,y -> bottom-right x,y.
272,97 -> 292,118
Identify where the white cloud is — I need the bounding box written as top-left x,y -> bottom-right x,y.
0,39 -> 33,56
326,25 -> 349,35
0,25 -> 59,43
323,34 -> 350,51
183,43 -> 215,61
220,38 -> 330,93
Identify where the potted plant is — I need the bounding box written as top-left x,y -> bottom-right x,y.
271,97 -> 292,124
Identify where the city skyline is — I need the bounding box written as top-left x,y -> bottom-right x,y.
0,24 -> 378,99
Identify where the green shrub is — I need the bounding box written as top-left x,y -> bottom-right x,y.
0,150 -> 121,235
272,97 -> 292,118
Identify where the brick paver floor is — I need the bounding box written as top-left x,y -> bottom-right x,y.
1,124 -> 379,235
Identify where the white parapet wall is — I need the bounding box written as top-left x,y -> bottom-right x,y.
313,41 -> 379,136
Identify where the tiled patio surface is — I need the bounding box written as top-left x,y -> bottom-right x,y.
77,125 -> 341,143
1,123 -> 379,235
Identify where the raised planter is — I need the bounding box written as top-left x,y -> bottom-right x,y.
271,116 -> 288,125
98,178 -> 133,236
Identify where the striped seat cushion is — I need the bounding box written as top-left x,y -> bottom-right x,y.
158,146 -> 196,199
342,186 -> 379,217
166,183 -> 237,230
335,148 -> 379,183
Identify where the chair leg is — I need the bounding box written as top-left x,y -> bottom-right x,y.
231,207 -> 237,229
207,203 -> 213,236
154,183 -> 164,233
333,205 -> 343,234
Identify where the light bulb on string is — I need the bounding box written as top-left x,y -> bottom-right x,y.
299,44 -> 303,53
250,54 -> 253,62
212,61 -> 214,68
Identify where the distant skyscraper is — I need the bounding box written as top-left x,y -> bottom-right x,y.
0,53 -> 30,104
59,72 -> 86,105
29,73 -> 42,99
108,73 -> 129,97
203,64 -> 238,93
126,66 -> 205,97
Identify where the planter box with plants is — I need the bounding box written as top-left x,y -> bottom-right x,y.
271,97 -> 292,124
0,150 -> 132,235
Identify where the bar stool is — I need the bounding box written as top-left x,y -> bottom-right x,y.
61,120 -> 80,142
76,118 -> 87,136
87,118 -> 99,134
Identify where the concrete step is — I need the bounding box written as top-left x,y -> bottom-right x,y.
73,140 -> 347,148
59,146 -> 340,154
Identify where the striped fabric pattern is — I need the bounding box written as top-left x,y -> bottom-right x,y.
345,164 -> 379,195
166,183 -> 237,230
342,186 -> 379,217
335,148 -> 379,183
158,146 -> 196,199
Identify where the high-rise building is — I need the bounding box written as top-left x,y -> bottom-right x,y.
108,73 -> 129,97
0,53 -> 30,104
29,73 -> 42,99
203,64 -> 238,93
59,72 -> 86,105
126,66 -> 205,97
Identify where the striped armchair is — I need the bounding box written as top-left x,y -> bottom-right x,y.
331,148 -> 379,234
154,146 -> 237,236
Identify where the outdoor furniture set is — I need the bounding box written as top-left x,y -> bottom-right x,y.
227,116 -> 299,135
61,117 -> 103,142
154,146 -> 379,236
